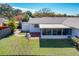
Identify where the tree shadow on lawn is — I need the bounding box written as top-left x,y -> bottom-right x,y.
39,39 -> 74,48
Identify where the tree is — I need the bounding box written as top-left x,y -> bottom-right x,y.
0,3 -> 23,18
33,8 -> 55,17
76,14 -> 79,17
0,3 -> 14,18
22,14 -> 29,22
8,17 -> 16,33
38,8 -> 52,14
26,11 -> 32,17
63,14 -> 67,17
13,9 -> 22,16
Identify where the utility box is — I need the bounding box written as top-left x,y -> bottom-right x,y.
26,33 -> 31,39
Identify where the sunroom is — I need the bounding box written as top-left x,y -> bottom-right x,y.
39,24 -> 72,39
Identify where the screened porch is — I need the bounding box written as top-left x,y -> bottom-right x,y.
39,24 -> 72,39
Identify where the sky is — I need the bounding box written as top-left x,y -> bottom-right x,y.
8,3 -> 79,15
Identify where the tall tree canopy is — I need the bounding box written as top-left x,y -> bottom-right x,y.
0,3 -> 22,19
26,11 -> 32,17
38,8 -> 52,14
33,8 -> 55,17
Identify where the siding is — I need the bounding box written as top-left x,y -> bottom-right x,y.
72,28 -> 79,37
29,24 -> 40,32
21,22 -> 29,32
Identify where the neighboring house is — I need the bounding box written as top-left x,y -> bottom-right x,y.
22,17 -> 79,39
0,18 -> 11,39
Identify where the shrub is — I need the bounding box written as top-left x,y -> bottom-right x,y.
22,15 -> 29,22
72,38 -> 79,50
8,17 -> 16,33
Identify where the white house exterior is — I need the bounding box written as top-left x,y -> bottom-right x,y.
21,22 -> 29,32
22,17 -> 79,39
29,24 -> 40,32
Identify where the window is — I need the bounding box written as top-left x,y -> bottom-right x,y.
42,28 -> 72,35
68,29 -> 72,35
63,29 -> 72,35
34,24 -> 39,28
42,29 -> 51,35
53,29 -> 62,35
57,29 -> 62,35
63,29 -> 67,35
42,29 -> 46,35
46,29 -> 51,35
53,29 -> 57,35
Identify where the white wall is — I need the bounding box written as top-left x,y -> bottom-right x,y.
29,24 -> 40,32
22,22 -> 29,32
72,28 -> 79,37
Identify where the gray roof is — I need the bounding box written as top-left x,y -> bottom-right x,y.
28,17 -> 79,29
63,18 -> 79,29
28,17 -> 67,24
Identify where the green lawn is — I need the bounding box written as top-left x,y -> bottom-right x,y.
0,35 -> 79,56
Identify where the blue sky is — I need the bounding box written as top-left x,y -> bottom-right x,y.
8,3 -> 79,15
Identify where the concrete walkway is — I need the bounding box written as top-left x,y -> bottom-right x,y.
14,29 -> 39,39
14,29 -> 25,37
30,37 -> 40,40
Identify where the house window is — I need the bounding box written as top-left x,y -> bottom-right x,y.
53,29 -> 62,35
34,24 -> 39,28
42,29 -> 46,35
46,29 -> 51,35
57,29 -> 62,35
63,29 -> 72,35
42,28 -> 72,35
53,29 -> 57,35
42,29 -> 51,35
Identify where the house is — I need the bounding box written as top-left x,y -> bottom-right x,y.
0,18 -> 11,39
22,17 -> 79,39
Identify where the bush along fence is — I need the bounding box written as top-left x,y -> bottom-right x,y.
0,27 -> 11,39
72,37 -> 79,51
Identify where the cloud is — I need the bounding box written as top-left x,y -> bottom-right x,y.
13,6 -> 36,13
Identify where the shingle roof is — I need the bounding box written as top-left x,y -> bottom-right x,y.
28,17 -> 67,24
63,18 -> 79,29
28,17 -> 79,29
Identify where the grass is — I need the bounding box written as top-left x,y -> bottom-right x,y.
0,35 -> 79,56
19,33 -> 26,35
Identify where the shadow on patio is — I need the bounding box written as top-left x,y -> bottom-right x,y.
39,39 -> 74,48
